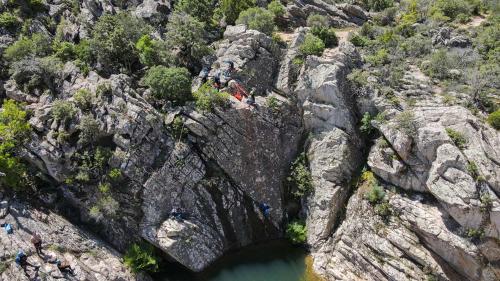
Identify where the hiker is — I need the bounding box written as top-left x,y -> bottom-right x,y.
199,66 -> 210,85
246,89 -> 256,107
15,250 -> 38,278
259,203 -> 271,218
211,62 -> 222,90
56,259 -> 75,275
1,222 -> 13,234
30,232 -> 43,255
220,60 -> 235,86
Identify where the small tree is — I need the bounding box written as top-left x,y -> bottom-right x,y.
218,0 -> 255,25
287,152 -> 313,197
51,100 -> 76,124
487,110 -> 500,130
4,33 -> 52,62
77,115 -> 100,145
365,184 -> 386,204
236,7 -> 275,35
299,34 -> 325,56
286,221 -> 307,244
143,66 -> 192,103
174,0 -> 215,22
306,14 -> 329,29
193,82 -> 231,112
124,243 -> 160,273
267,0 -> 286,18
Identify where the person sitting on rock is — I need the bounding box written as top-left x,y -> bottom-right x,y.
259,203 -> 271,218
56,259 -> 75,275
30,232 -> 43,255
15,250 -> 39,278
246,89 -> 257,107
1,222 -> 13,234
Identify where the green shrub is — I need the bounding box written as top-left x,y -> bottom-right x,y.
306,14 -> 329,29
124,243 -> 160,273
466,228 -> 484,240
311,27 -> 338,48
299,33 -> 325,56
165,12 -> 211,65
236,7 -> 275,35
286,221 -> 307,245
135,35 -> 173,67
362,0 -> 394,11
487,110 -> 500,130
0,12 -> 19,30
91,12 -> 150,73
467,161 -> 480,180
74,40 -> 92,63
395,111 -> 417,135
287,152 -> 313,197
430,0 -> 473,21
51,100 -> 76,123
171,116 -> 189,140
366,49 -> 389,66
77,115 -> 100,145
424,49 -> 453,79
360,112 -> 374,135
0,100 -> 31,190
143,66 -> 192,103
349,33 -> 368,47
266,96 -> 280,111
9,57 -> 63,93
375,201 -> 392,218
73,89 -> 94,110
267,0 -> 286,18
98,182 -> 111,193
480,193 -> 493,212
218,0 -> 255,25
4,33 -> 52,61
108,168 -> 123,181
446,128 -> 467,150
174,0 -> 215,22
347,69 -> 370,87
365,184 -> 386,204
193,82 -> 231,112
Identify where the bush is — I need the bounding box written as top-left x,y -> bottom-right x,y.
9,57 -> 63,93
349,33 -> 368,47
362,0 -> 394,12
286,221 -> 307,244
236,7 -> 275,35
124,243 -> 160,273
51,100 -> 76,123
53,41 -> 76,61
91,12 -> 150,73
143,66 -> 192,103
311,27 -> 338,48
360,112 -> 374,134
218,0 -> 255,25
487,110 -> 500,130
165,12 -> 211,66
77,115 -> 100,145
366,49 -> 389,66
365,184 -> 386,204
135,35 -> 172,67
430,0 -> 473,21
193,82 -> 231,112
4,33 -> 52,61
0,12 -> 19,30
375,201 -> 392,218
174,0 -> 215,22
423,49 -> 453,79
299,33 -> 325,56
306,14 -> 329,29
287,153 -> 313,197
73,89 -> 94,110
108,168 -> 123,181
446,128 -> 468,149
267,0 -> 286,18
395,111 -> 417,136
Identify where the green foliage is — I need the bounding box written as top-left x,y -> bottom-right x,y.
466,228 -> 485,240
287,152 -> 313,197
90,195 -> 119,219
266,96 -> 280,111
91,12 -> 150,73
267,0 -> 286,18
445,128 -> 467,150
307,14 -> 329,29
362,0 -> 394,12
395,111 -> 417,135
475,20 -> 499,61
218,0 -> 255,25
108,168 -> 123,181
0,12 -> 19,30
143,66 -> 192,103
0,100 -> 31,190
375,201 -> 392,218
299,33 -> 325,56
73,89 -> 94,110
77,115 -> 100,145
236,7 -> 275,35
349,33 -> 368,47
365,184 -> 386,204
98,182 -> 111,193
347,69 -> 369,87
124,243 -> 160,273
430,0 -> 476,22
286,221 -> 307,245
4,33 -> 52,62
174,0 -> 215,22
487,110 -> 500,130
467,161 -> 480,180
193,82 -> 231,112
51,100 -> 76,124
423,49 -> 453,79
480,193 -> 493,212
311,27 -> 338,48
9,56 -> 64,93
171,116 -> 189,140
366,49 -> 389,66
165,12 -> 211,65
53,42 -> 76,61
360,112 -> 374,135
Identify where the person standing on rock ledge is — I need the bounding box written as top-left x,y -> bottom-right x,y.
30,232 -> 43,255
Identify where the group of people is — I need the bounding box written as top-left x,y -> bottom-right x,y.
199,61 -> 256,107
2,223 -> 74,280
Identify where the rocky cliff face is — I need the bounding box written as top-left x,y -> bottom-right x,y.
1,0 -> 499,280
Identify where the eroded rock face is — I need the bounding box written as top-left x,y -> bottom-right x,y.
0,194 -> 150,281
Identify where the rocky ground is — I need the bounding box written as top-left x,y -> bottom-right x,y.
0,0 -> 499,280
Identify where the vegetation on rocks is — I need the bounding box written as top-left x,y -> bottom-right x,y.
287,152 -> 313,197
124,243 -> 161,273
286,221 -> 307,244
143,66 -> 192,103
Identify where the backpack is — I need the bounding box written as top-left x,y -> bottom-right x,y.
4,223 -> 13,234
15,252 -> 24,265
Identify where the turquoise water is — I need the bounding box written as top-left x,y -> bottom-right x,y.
161,241 -> 309,281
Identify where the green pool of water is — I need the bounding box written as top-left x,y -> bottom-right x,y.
160,241 -> 312,281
